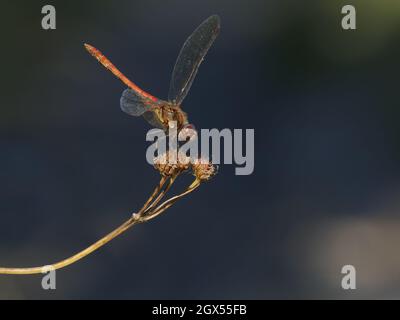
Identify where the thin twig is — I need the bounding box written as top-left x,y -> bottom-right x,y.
0,176 -> 169,275
143,178 -> 201,221
0,218 -> 139,274
0,174 -> 203,274
137,175 -> 168,215
143,174 -> 177,215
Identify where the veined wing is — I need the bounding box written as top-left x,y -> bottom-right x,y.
120,88 -> 160,117
142,110 -> 165,129
168,15 -> 220,106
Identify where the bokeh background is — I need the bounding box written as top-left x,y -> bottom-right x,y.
1,0 -> 400,299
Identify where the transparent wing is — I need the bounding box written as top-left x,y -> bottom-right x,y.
120,88 -> 160,116
143,111 -> 165,129
168,15 -> 220,105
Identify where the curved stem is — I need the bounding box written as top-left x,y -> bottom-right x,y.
0,216 -> 140,275
137,175 -> 168,215
143,174 -> 177,215
0,176 -> 168,275
143,179 -> 201,221
0,176 -> 200,275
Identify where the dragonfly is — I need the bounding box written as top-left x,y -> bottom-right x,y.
84,15 -> 220,133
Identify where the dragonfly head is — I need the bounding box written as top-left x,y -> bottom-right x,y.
166,110 -> 176,123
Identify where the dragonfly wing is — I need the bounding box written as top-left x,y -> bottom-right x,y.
168,15 -> 220,105
120,88 -> 159,116
143,111 -> 165,129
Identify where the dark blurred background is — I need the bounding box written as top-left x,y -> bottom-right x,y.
1,0 -> 400,299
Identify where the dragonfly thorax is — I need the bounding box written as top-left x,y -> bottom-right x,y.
157,103 -> 188,130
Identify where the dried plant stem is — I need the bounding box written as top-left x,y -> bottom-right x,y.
143,178 -> 201,221
0,217 -> 139,275
143,174 -> 178,215
137,175 -> 168,215
0,175 -> 180,275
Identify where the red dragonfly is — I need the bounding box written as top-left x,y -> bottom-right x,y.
84,15 -> 220,132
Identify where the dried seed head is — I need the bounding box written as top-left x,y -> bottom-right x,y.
192,158 -> 217,181
178,124 -> 198,141
153,150 -> 190,176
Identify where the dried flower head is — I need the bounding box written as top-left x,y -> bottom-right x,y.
178,124 -> 198,141
153,150 -> 191,176
192,158 -> 217,181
